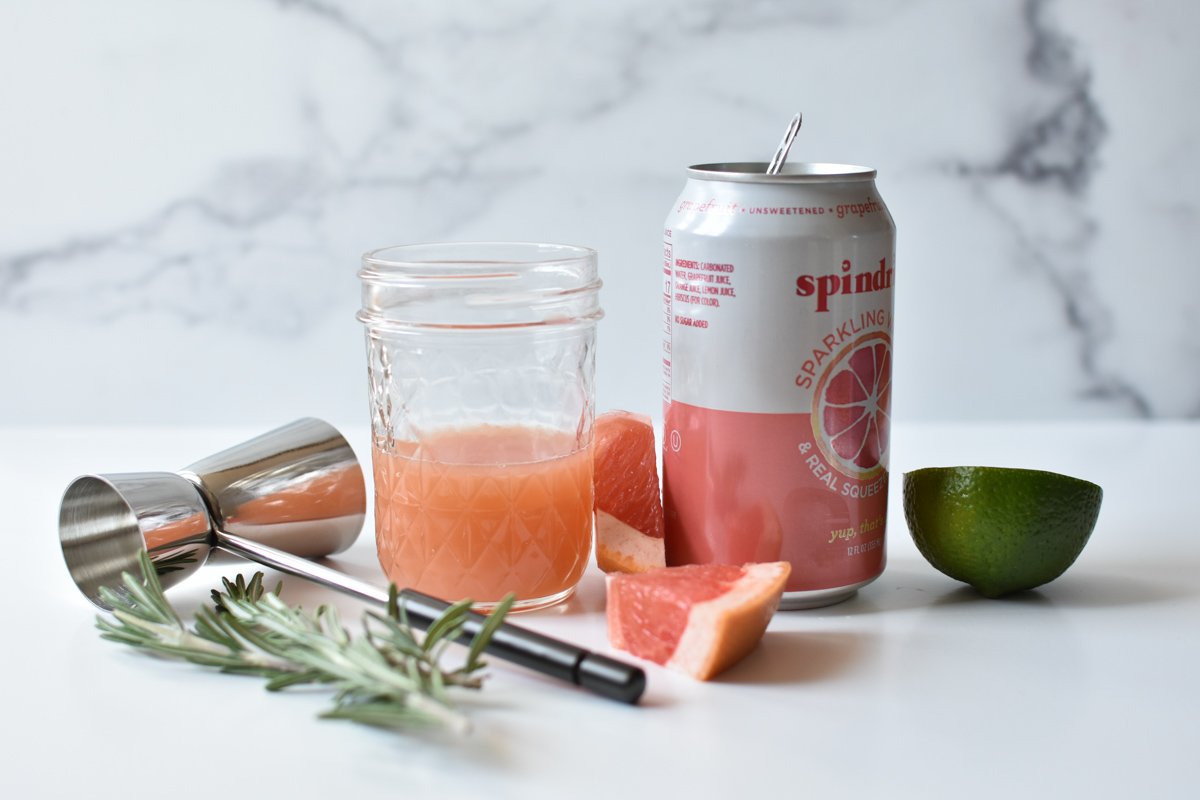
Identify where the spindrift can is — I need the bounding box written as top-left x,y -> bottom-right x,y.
662,162 -> 896,609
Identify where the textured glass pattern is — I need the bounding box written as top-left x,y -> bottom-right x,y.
373,433 -> 592,605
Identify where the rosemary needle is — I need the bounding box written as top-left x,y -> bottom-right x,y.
95,551 -> 513,734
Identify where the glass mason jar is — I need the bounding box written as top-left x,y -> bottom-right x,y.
358,242 -> 603,611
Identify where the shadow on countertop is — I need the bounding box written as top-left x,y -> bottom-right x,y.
714,629 -> 871,685
814,560 -> 1198,616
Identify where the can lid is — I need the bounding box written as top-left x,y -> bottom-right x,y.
687,162 -> 876,184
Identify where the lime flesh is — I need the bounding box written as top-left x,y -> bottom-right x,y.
903,466 -> 1103,598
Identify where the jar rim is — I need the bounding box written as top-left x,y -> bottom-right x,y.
361,241 -> 597,282
359,241 -> 602,330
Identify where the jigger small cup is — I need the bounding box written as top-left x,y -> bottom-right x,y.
58,417 -> 645,704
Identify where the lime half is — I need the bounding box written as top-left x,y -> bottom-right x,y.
903,466 -> 1103,598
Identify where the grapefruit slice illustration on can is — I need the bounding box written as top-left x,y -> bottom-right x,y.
813,331 -> 891,478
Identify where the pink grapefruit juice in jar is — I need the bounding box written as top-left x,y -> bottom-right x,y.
371,426 -> 592,604
358,243 -> 603,612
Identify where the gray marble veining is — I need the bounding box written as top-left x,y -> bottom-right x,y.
1,0 -> 1197,422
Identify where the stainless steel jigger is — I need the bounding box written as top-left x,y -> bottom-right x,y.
59,418 -> 644,704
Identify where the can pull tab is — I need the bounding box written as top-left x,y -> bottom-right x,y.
765,112 -> 803,175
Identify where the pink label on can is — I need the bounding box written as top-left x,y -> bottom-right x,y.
664,400 -> 888,594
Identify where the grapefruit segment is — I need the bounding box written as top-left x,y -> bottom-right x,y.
606,562 -> 791,680
593,411 -> 666,573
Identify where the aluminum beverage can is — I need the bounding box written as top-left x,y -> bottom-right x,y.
662,162 -> 896,609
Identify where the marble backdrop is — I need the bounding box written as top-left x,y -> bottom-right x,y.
2,0 -> 1197,425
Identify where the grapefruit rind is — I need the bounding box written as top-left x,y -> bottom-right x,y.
595,510 -> 666,574
666,562 -> 790,680
606,561 -> 791,681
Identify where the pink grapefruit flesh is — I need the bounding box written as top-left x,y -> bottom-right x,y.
606,562 -> 791,680
593,411 -> 666,573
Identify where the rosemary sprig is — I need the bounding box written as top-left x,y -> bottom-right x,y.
95,551 -> 514,734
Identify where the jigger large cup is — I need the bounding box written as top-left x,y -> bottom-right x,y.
59,418 -> 644,704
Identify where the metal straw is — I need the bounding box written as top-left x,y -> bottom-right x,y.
765,112 -> 803,175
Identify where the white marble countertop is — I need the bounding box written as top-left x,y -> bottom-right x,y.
1,421 -> 1195,799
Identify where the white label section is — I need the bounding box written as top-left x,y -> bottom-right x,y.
662,228 -> 674,407
665,219 -> 894,414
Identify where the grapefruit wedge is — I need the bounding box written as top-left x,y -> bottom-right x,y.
607,562 -> 791,680
593,411 -> 666,573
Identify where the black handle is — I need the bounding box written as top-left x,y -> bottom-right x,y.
398,589 -> 646,704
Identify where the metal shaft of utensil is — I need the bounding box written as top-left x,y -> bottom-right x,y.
765,112 -> 803,175
214,529 -> 645,704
